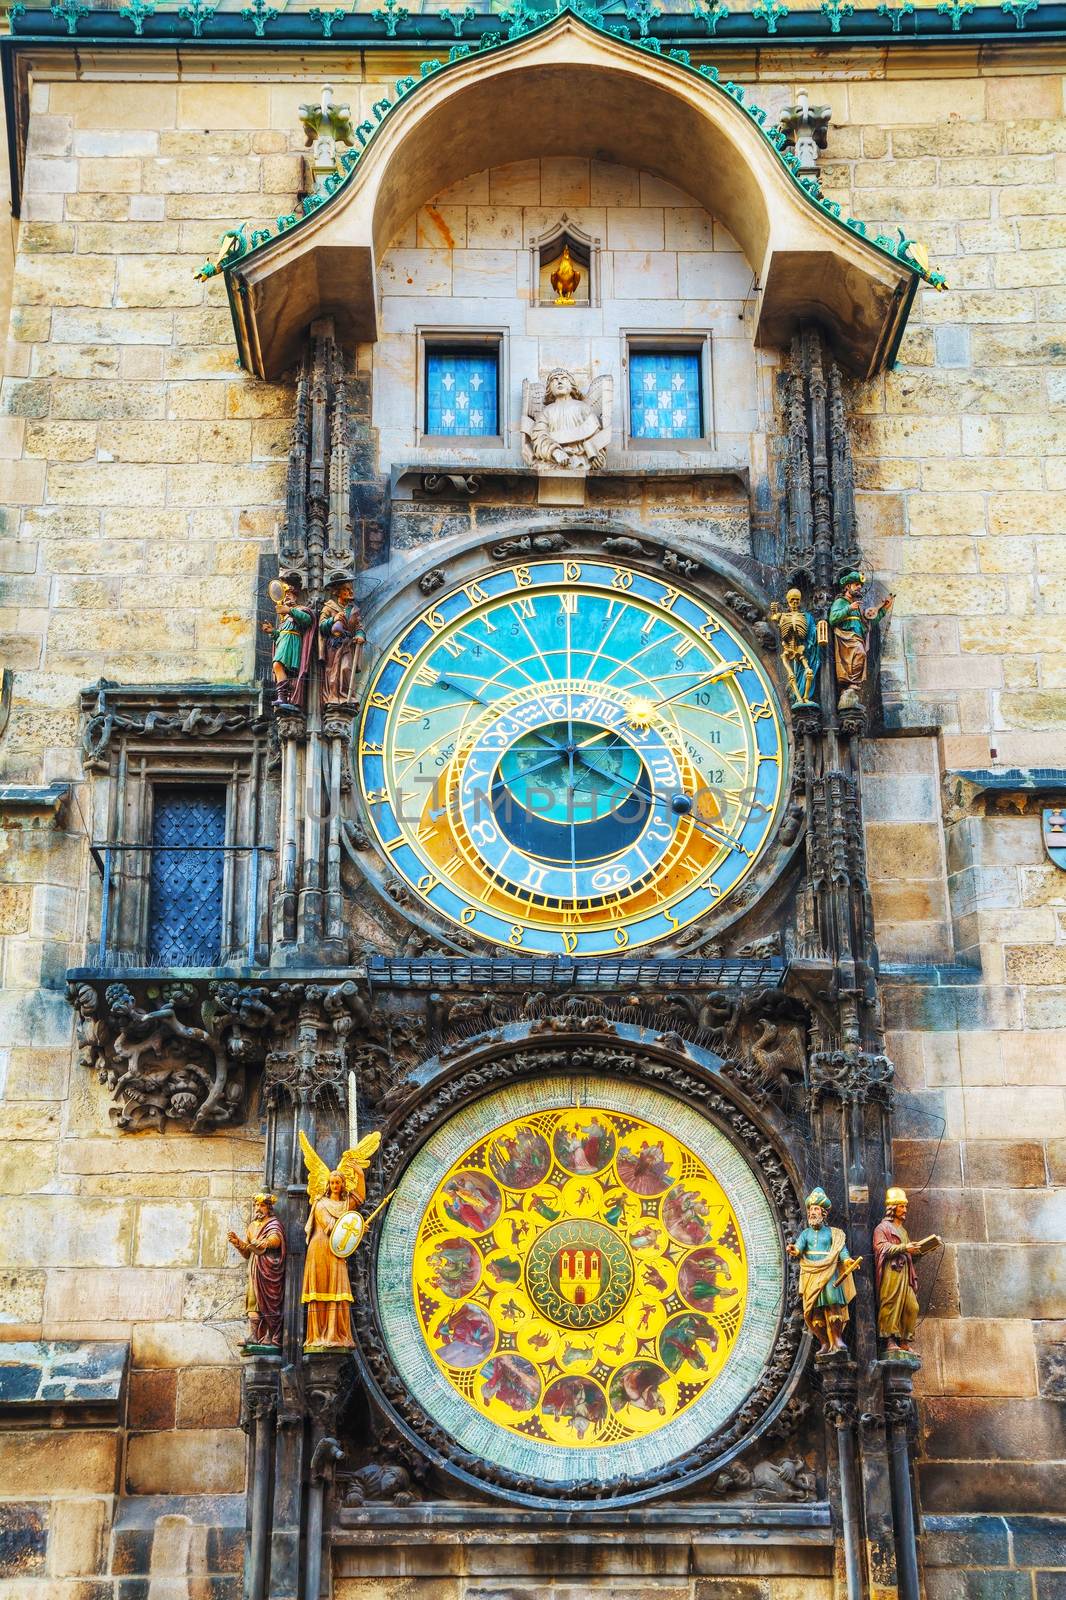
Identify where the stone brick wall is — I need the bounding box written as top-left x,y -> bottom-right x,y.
0,43 -> 1063,1599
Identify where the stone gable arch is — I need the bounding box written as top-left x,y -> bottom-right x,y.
225,15 -> 923,380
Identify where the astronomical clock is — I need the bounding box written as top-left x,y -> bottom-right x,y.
356,556 -> 788,955
347,538 -> 807,1505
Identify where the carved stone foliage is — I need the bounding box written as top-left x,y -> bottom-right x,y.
68,977 -> 289,1131
349,1035 -> 807,1506
807,1049 -> 893,1109
68,972 -> 426,1132
80,686 -> 268,773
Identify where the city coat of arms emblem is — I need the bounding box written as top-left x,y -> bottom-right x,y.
1043,808 -> 1066,872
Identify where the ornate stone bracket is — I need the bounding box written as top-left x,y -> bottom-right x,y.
66,971 -> 415,1133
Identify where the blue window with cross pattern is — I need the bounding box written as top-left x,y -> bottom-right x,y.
629,349 -> 703,440
425,347 -> 499,437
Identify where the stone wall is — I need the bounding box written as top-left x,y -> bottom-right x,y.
0,43 -> 1063,1598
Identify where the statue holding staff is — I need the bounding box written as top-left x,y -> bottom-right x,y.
229,1192 -> 287,1350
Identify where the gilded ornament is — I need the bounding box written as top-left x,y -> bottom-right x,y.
298,1127 -> 384,1349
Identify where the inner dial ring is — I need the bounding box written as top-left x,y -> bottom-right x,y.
454,685 -> 685,907
357,558 -> 788,956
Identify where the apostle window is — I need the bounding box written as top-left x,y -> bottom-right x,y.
422,338 -> 502,442
626,342 -> 708,445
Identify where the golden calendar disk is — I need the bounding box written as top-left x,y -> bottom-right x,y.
403,1101 -> 749,1454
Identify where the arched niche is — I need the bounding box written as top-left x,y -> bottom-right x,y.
226,16 -> 919,381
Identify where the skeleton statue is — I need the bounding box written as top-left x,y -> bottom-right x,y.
521,368 -> 612,474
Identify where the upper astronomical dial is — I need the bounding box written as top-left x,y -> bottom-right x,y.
357,559 -> 787,955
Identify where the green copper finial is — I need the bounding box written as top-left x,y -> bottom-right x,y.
623,0 -> 662,37
820,0 -> 853,30
177,0 -> 217,34
439,4 -> 476,35
118,0 -> 155,32
1000,0 -> 1037,25
752,0 -> 788,33
308,6 -> 345,34
936,0 -> 974,27
240,0 -> 279,34
875,0 -> 914,29
372,0 -> 410,35
690,0 -> 729,30
50,0 -> 89,33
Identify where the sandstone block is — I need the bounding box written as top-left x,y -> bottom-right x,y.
43,1267 -> 182,1328
115,256 -> 205,309
133,1201 -> 200,1268
75,221 -> 172,254
167,463 -> 286,507
96,419 -> 199,462
47,463 -> 166,506
128,1368 -> 177,1431
176,1365 -> 241,1429
77,158 -> 143,193
985,1189 -> 1066,1245
13,254 -> 114,308
0,1198 -> 132,1270
131,1321 -> 236,1369
50,1498 -> 110,1577
0,1431 -> 118,1495
177,82 -> 270,129
51,81 -> 176,130
923,1317 -> 1037,1398
52,308 -> 171,345
126,1429 -> 245,1496
0,1501 -> 47,1577
958,1244 -> 1066,1320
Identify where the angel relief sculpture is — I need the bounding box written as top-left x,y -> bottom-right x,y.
521,367 -> 612,475
298,1128 -> 385,1350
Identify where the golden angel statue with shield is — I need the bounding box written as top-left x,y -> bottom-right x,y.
298,1128 -> 384,1350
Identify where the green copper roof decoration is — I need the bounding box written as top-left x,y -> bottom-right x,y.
49,0 -> 89,31
690,0 -> 730,30
751,0 -> 788,28
176,0 -> 216,31
187,6 -> 947,300
875,0 -> 915,28
117,0 -> 155,30
6,0 -> 1059,42
820,0 -> 854,27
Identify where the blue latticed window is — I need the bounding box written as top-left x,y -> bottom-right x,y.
425,346 -> 499,437
147,786 -> 226,967
629,349 -> 703,440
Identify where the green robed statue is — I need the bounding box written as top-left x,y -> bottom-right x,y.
787,1187 -> 862,1353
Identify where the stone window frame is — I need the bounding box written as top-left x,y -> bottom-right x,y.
416,327 -> 508,451
81,685 -> 273,971
528,217 -> 602,309
620,330 -> 716,453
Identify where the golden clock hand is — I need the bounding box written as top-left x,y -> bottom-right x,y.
571,745 -> 749,855
653,661 -> 748,709
435,675 -> 564,756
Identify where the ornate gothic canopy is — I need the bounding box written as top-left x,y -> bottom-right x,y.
221,14 -> 928,380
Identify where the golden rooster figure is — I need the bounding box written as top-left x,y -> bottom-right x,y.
551,244 -> 581,305
298,1128 -> 381,1350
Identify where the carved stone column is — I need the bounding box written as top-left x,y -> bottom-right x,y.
304,1354 -> 347,1600
241,1362 -> 280,1600
820,1358 -> 862,1600
782,324 -> 903,1599
883,1359 -> 922,1600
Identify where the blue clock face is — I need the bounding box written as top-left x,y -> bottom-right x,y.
357,559 -> 788,955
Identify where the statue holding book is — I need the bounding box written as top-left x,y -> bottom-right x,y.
873,1187 -> 941,1354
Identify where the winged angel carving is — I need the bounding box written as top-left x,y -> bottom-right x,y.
521,367 -> 612,473
299,1128 -> 380,1350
